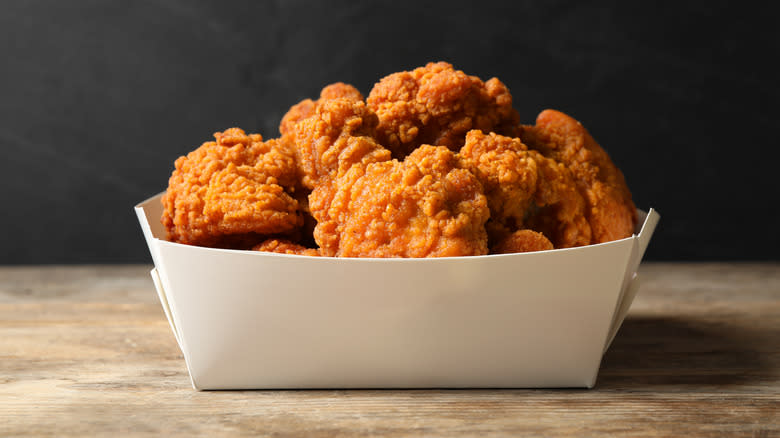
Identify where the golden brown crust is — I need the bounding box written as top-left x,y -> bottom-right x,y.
458,130 -> 538,243
252,239 -> 320,256
458,130 -> 590,248
161,128 -> 302,248
367,62 -> 519,158
319,82 -> 364,101
491,229 -> 554,254
525,150 -> 592,248
289,97 -> 391,189
519,109 -> 637,243
161,66 -> 637,255
310,145 -> 490,257
279,82 -> 364,137
279,99 -> 316,138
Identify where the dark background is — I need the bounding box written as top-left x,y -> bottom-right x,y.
1,0 -> 778,263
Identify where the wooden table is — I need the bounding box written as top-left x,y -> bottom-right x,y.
1,263 -> 777,437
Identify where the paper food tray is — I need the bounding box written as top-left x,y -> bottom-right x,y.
136,192 -> 659,390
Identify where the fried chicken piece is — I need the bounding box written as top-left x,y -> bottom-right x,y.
310,145 -> 490,257
458,130 -> 590,248
525,150 -> 592,248
491,230 -> 554,254
367,62 -> 519,158
519,109 -> 637,243
279,82 -> 365,136
458,130 -> 538,243
161,128 -> 302,248
252,239 -> 320,256
280,83 -> 391,248
289,97 -> 391,189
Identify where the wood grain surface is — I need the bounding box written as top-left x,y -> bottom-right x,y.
0,263 -> 777,437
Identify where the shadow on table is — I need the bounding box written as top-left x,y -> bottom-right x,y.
598,316 -> 776,388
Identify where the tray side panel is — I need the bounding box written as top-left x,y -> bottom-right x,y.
154,239 -> 634,389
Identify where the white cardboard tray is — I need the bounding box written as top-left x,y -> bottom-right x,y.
136,193 -> 659,389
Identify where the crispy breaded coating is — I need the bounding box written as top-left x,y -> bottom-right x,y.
525,150 -> 592,248
161,65 -> 638,255
252,239 -> 320,256
279,82 -> 365,136
161,128 -> 302,248
520,109 -> 637,243
320,82 -> 364,101
458,130 -> 538,242
458,130 -> 590,248
491,230 -> 554,254
279,83 -> 391,247
310,145 -> 490,257
290,97 -> 391,189
367,62 -> 519,158
280,99 -> 315,138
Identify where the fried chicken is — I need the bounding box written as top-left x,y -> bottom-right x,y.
252,239 -> 320,256
492,230 -> 554,254
161,128 -> 302,248
458,130 -> 538,243
525,149 -> 592,248
286,95 -> 391,189
519,110 -> 637,243
310,145 -> 490,257
367,62 -> 519,158
160,65 -> 638,256
458,130 -> 591,248
279,82 -> 365,137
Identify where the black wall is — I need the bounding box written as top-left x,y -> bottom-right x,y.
1,0 -> 778,263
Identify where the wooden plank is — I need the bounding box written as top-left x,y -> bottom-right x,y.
0,263 -> 778,437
